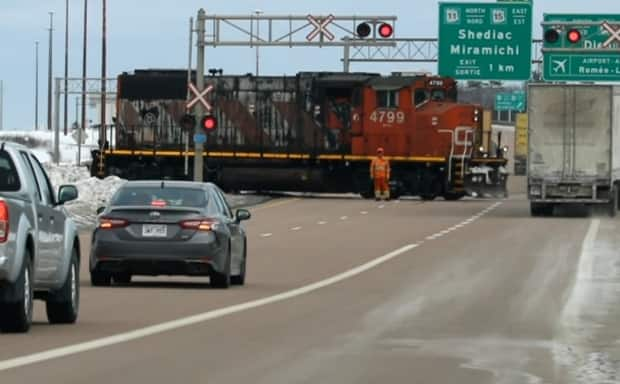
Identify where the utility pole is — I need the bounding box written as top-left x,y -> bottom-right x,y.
100,0 -> 107,154
47,12 -> 54,131
194,9 -> 206,182
79,0 -> 88,165
63,0 -> 69,136
35,41 -> 39,130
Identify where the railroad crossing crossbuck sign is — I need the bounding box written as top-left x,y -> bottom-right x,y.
306,14 -> 335,41
187,82 -> 213,111
602,22 -> 620,48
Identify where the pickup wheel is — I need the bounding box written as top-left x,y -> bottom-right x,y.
0,251 -> 33,333
46,248 -> 79,324
90,270 -> 112,287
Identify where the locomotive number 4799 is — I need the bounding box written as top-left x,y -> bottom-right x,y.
369,110 -> 406,124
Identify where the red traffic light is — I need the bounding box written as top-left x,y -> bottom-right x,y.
567,29 -> 581,44
378,23 -> 393,38
201,115 -> 217,132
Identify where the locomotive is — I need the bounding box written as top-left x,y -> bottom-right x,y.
91,69 -> 508,199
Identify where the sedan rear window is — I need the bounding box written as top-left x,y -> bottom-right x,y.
111,186 -> 207,207
0,151 -> 21,191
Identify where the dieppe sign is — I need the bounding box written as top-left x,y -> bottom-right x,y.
438,2 -> 533,80
495,91 -> 526,111
543,14 -> 620,81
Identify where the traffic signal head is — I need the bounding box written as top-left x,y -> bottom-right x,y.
567,29 -> 582,44
180,114 -> 195,131
378,23 -> 393,38
201,115 -> 218,132
543,28 -> 560,44
355,21 -> 393,38
356,22 -> 371,38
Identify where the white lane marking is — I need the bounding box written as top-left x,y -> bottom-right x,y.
576,219 -> 600,281
378,204 -> 385,209
0,242 -> 420,372
360,211 -> 369,215
340,216 -> 348,220
259,233 -> 273,238
291,226 -> 302,231
317,221 -> 327,225
0,202 -> 503,372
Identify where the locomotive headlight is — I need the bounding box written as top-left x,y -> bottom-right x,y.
502,146 -> 508,153
478,146 -> 485,152
473,109 -> 480,122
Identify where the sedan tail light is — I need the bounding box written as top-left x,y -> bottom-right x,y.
0,200 -> 8,243
179,219 -> 217,232
99,217 -> 129,229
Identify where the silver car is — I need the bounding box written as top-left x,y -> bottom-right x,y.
90,181 -> 251,288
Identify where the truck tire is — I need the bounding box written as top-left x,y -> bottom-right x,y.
46,248 -> 79,324
0,251 -> 33,333
609,186 -> 618,217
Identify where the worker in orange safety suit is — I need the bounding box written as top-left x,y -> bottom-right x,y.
370,147 -> 391,201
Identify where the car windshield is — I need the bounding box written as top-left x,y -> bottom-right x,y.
0,151 -> 21,191
111,186 -> 207,208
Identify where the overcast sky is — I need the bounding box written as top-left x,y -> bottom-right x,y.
1,0 -> 620,130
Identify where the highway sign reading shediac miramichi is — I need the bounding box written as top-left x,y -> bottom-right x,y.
438,2 -> 533,80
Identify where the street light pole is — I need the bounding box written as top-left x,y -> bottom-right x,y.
47,11 -> 54,131
255,10 -> 263,76
63,0 -> 69,136
79,0 -> 88,166
35,41 -> 39,131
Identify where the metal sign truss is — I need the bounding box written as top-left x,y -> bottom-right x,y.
345,38 -> 544,64
200,14 -> 398,47
53,77 -> 116,163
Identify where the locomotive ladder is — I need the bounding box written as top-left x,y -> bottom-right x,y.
441,127 -> 474,192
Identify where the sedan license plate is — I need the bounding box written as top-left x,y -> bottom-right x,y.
142,224 -> 167,237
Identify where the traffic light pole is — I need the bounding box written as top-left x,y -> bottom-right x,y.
194,9 -> 206,182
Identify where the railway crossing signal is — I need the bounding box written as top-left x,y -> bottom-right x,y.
187,83 -> 213,111
180,114 -> 195,131
355,21 -> 394,38
201,115 -> 217,132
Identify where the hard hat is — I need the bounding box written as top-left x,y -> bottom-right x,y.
377,147 -> 384,154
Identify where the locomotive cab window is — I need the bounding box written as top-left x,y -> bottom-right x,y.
376,90 -> 399,109
414,89 -> 430,106
430,89 -> 446,101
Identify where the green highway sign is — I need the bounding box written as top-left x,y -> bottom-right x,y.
543,14 -> 620,81
495,91 -> 526,111
544,54 -> 620,81
438,2 -> 533,80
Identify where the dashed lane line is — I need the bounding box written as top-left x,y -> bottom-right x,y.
0,202 -> 501,372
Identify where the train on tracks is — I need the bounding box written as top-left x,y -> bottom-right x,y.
91,69 -> 508,199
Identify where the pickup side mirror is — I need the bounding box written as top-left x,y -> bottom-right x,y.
96,206 -> 106,215
235,208 -> 251,222
58,185 -> 78,205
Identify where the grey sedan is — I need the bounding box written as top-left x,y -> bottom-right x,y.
89,181 -> 251,288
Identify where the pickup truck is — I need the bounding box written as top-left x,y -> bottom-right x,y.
0,142 -> 80,332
